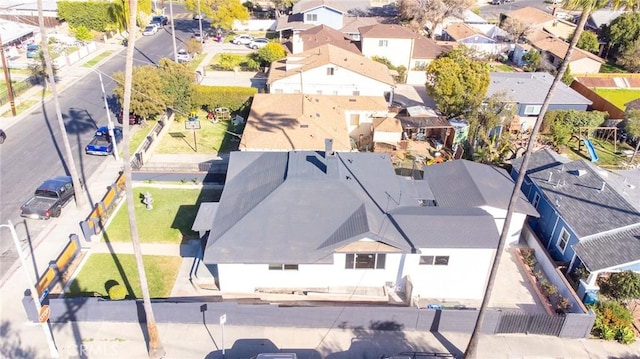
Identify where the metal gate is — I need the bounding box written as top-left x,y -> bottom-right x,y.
496,311 -> 565,336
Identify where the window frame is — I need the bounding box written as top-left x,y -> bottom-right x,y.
327,67 -> 335,76
306,13 -> 318,21
345,253 -> 386,269
532,192 -> 541,209
268,264 -> 299,270
557,227 -> 570,253
523,105 -> 542,115
350,114 -> 360,126
419,255 -> 450,266
378,39 -> 388,47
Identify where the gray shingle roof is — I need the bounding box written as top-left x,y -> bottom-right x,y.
422,160 -> 538,216
203,151 -> 503,265
487,72 -> 592,106
192,203 -> 219,232
513,150 -> 640,237
573,226 -> 640,271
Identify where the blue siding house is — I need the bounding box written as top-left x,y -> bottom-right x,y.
511,149 -> 640,300
275,0 -> 348,34
487,72 -> 592,132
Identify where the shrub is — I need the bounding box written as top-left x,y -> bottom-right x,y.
540,280 -> 558,298
191,85 -> 257,112
616,326 -> 636,344
108,284 -> 127,300
520,248 -> 537,269
555,296 -> 572,314
591,300 -> 634,343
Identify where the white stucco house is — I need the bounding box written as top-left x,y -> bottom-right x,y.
267,43 -> 395,97
358,23 -> 446,85
202,151 -> 537,302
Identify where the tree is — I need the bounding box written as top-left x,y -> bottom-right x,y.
272,0 -> 297,16
625,110 -> 640,161
121,0 -> 165,357
618,39 -> 640,72
184,0 -> 249,29
185,38 -> 203,55
521,49 -> 541,72
601,271 -> 640,302
397,0 -> 475,37
425,47 -> 490,118
501,17 -> 533,43
113,65 -> 167,119
605,12 -> 640,59
28,51 -> 57,85
562,65 -> 574,85
256,42 -> 286,65
158,58 -> 194,114
466,92 -> 515,151
465,0 -> 616,356
36,0 -> 86,213
576,30 -> 599,53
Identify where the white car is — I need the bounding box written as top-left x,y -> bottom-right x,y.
249,38 -> 269,49
142,25 -> 158,36
232,34 -> 254,45
176,49 -> 193,63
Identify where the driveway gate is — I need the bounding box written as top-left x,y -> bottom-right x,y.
496,311 -> 565,336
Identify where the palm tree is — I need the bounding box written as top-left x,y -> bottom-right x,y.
36,0 -> 86,210
464,0 -> 617,357
121,1 -> 165,357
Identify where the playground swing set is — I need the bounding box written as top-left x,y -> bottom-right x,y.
577,126 -> 619,162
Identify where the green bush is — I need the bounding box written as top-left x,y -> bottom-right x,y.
520,248 -> 537,269
591,300 -> 634,344
218,54 -> 246,71
108,284 -> 127,300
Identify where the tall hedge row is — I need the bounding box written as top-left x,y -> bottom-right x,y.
191,85 -> 257,112
57,1 -> 116,31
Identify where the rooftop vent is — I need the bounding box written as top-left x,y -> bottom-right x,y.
575,169 -> 586,176
300,124 -> 309,128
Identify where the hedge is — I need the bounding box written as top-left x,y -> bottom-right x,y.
191,85 -> 257,112
57,0 -> 152,32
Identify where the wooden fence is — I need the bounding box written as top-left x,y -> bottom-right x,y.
34,234 -> 81,300
79,172 -> 126,241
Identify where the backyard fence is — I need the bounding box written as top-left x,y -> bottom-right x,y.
570,80 -> 626,120
131,109 -> 173,170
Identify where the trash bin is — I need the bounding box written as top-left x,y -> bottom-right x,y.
583,291 -> 598,305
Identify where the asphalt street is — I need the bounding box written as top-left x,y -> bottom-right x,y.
0,4 -> 204,279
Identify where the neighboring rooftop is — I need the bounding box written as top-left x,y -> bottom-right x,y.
511,150 -> 640,237
573,226 -> 640,271
503,7 -> 555,27
587,9 -> 625,29
527,31 -> 605,64
444,22 -> 490,41
487,72 -> 592,106
288,25 -> 360,54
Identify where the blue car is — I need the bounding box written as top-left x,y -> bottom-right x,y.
26,44 -> 40,58
85,126 -> 123,155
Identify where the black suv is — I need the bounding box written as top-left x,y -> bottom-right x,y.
151,15 -> 168,27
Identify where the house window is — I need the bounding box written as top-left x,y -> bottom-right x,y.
317,90 -> 323,95
306,13 -> 318,21
352,34 -> 361,41
345,253 -> 386,269
413,60 -> 427,70
327,67 -> 335,76
350,114 -> 360,126
352,90 -> 360,96
532,192 -> 541,208
523,105 -> 541,115
419,255 -> 450,266
268,264 -> 299,270
378,40 -> 388,47
557,228 -> 570,253
274,89 -> 283,94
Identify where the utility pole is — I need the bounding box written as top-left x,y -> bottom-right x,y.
97,71 -> 119,160
0,34 -> 17,116
169,0 -> 177,62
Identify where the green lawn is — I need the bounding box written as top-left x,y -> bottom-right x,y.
82,50 -> 113,68
103,187 -> 221,244
594,88 -> 640,111
129,122 -> 155,153
65,253 -> 181,299
599,61 -> 628,73
563,136 -> 637,168
157,112 -> 236,154
187,53 -> 207,71
490,63 -> 516,72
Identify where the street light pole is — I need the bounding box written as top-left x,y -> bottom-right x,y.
1,221 -> 58,358
169,0 -> 177,62
97,71 -> 119,160
197,0 -> 204,45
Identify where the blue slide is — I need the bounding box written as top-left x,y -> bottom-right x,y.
583,139 -> 599,162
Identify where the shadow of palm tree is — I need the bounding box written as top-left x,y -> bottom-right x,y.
0,321 -> 39,358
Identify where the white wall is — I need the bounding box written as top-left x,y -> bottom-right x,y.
361,37 -> 413,69
374,131 -> 402,145
270,64 -> 393,97
217,247 -> 493,301
480,206 -> 529,246
403,248 -> 495,300
217,253 -> 403,292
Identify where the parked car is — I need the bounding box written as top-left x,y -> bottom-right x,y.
142,25 -> 158,36
118,111 -> 142,125
85,126 -> 123,156
151,15 -> 168,27
193,31 -> 207,42
26,44 -> 40,58
176,49 -> 193,63
20,176 -> 75,219
193,13 -> 204,20
0,129 -> 5,144
249,37 -> 269,49
232,34 -> 254,45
